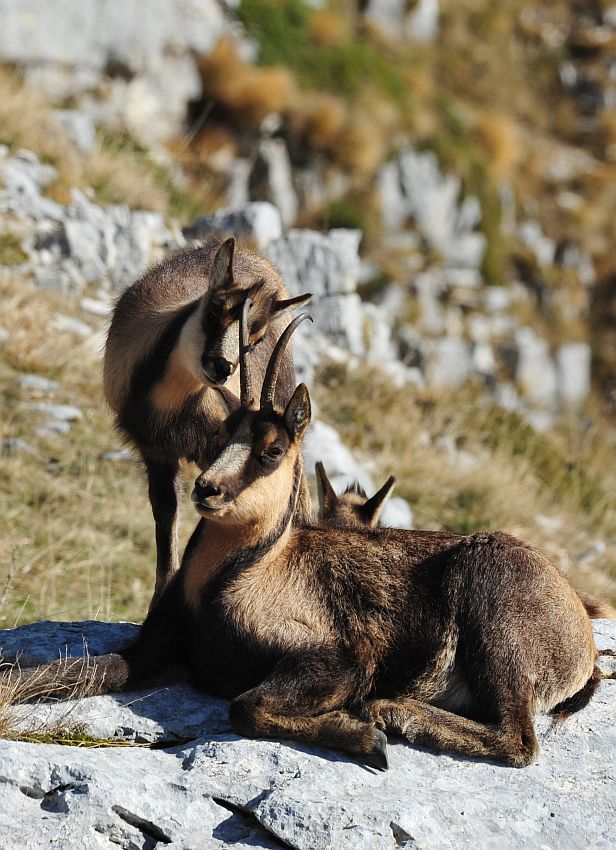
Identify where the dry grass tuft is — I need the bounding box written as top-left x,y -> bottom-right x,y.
0,66 -> 205,217
197,40 -> 296,128
475,110 -> 522,182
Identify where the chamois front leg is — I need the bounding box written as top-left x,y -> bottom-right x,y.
145,457 -> 181,607
362,695 -> 539,767
229,649 -> 388,770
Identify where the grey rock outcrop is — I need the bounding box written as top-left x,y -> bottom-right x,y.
184,202 -> 283,252
0,618 -> 614,849
379,149 -> 486,270
0,0 -> 229,142
1,149 -> 184,292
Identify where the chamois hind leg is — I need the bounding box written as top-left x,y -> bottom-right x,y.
362,691 -> 539,767
144,456 -> 181,606
229,649 -> 388,769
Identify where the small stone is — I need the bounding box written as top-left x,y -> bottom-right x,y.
37,420 -> 71,436
52,110 -> 96,154
101,448 -> 134,462
2,437 -> 37,457
380,497 -> 414,530
21,403 -> 82,421
556,343 -> 591,406
16,374 -> 59,393
423,337 -> 472,388
80,297 -> 111,317
52,314 -> 93,338
577,541 -> 607,566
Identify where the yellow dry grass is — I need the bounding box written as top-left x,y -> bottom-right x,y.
0,271 -> 197,627
0,66 -> 200,216
197,40 -> 296,127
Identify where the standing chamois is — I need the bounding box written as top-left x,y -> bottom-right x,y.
8,303 -> 600,770
103,238 -> 311,601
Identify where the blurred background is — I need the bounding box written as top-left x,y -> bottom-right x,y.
0,0 -> 615,625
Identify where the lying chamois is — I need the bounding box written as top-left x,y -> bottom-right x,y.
8,304 -> 599,770
103,237 -> 311,600
316,462 -> 611,618
315,461 -> 395,528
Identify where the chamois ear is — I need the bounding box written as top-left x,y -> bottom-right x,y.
360,475 -> 396,528
210,238 -> 235,292
283,384 -> 311,442
270,292 -> 312,320
315,461 -> 337,518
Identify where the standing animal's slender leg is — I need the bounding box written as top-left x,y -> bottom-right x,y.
144,457 -> 181,605
362,692 -> 539,767
228,649 -> 388,769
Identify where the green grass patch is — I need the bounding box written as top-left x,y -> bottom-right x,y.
238,0 -> 406,100
0,233 -> 27,267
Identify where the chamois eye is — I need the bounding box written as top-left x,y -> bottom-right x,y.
263,445 -> 283,461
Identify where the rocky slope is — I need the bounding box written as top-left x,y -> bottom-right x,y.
0,619 -> 614,850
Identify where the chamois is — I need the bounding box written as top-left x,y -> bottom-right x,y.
315,461 -> 395,528
316,463 -> 611,618
6,304 -> 600,770
103,238 -> 311,601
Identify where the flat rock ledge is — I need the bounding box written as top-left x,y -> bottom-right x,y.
0,619 -> 615,850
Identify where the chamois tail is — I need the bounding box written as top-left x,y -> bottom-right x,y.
577,590 -> 614,620
550,666 -> 602,722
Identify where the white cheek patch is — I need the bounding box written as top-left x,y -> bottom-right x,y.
219,322 -> 239,364
206,438 -> 251,480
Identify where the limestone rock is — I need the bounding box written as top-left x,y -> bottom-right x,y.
184,202 -> 283,252
556,342 -> 591,406
0,0 -> 229,142
0,619 -> 614,849
266,229 -> 364,354
249,138 -> 298,228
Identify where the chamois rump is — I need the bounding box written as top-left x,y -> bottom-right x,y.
316,462 -> 610,618
6,303 -> 600,770
103,237 -> 311,601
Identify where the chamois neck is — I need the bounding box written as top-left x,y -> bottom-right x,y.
182,458 -> 301,611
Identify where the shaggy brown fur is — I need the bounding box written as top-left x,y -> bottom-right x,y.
6,315 -> 600,769
316,463 -> 611,620
102,238 -> 311,602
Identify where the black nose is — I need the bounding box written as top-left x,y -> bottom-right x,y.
204,357 -> 233,382
194,480 -> 221,501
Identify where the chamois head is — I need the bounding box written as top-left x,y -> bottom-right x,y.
196,238 -> 311,387
315,461 -> 396,528
192,301 -> 312,525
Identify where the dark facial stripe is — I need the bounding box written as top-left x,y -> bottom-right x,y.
193,458 -> 302,606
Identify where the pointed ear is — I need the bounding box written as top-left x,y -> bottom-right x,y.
209,238 -> 235,293
315,461 -> 337,519
283,384 -> 311,442
360,476 -> 396,528
270,292 -> 312,320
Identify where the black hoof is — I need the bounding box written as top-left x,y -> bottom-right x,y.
363,730 -> 389,771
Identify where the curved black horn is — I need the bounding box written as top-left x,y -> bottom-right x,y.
239,297 -> 254,408
260,313 -> 313,410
